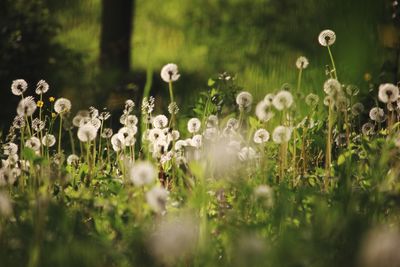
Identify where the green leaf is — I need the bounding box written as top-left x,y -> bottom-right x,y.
207,78 -> 215,86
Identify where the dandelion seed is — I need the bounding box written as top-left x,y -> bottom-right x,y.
272,90 -> 293,110
72,110 -> 90,127
378,83 -> 399,103
125,115 -> 138,127
272,126 -> 292,144
152,115 -> 168,129
323,78 -> 341,96
296,56 -> 309,69
255,100 -> 274,122
323,95 -> 335,107
3,143 -> 18,156
25,137 -> 41,151
11,79 -> 28,96
35,80 -> 49,95
146,186 -> 169,213
42,134 -> 56,147
236,91 -> 253,111
12,116 -> 25,129
67,154 -> 80,166
190,134 -> 202,148
168,102 -> 179,115
99,111 -> 110,121
351,103 -> 365,116
148,128 -> 165,143
130,161 -> 156,186
101,128 -> 113,139
253,129 -> 270,144
111,134 -> 124,152
238,146 -> 257,161
118,127 -> 136,146
346,84 -> 359,96
362,122 -> 375,136
305,93 -> 320,107
187,118 -> 201,133
174,140 -> 187,151
171,130 -> 180,141
142,96 -> 155,114
17,96 -> 37,117
77,124 -> 97,142
226,118 -> 239,129
318,29 -> 336,46
161,63 -> 180,83
369,107 -> 385,122
54,98 -> 71,114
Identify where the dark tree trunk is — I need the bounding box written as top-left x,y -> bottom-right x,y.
100,0 -> 134,74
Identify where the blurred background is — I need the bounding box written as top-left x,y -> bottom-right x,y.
0,0 -> 396,130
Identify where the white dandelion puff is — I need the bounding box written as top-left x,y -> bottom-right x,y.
161,63 -> 180,83
369,107 -> 385,123
238,146 -> 257,161
11,79 -> 28,96
253,129 -> 270,144
272,126 -> 292,144
361,122 -> 375,136
35,79 -> 49,94
296,56 -> 309,69
272,90 -> 293,110
168,102 -> 179,115
31,118 -> 45,132
305,93 -> 320,107
17,96 -> 37,117
42,134 -> 56,147
318,29 -> 336,46
378,83 -> 399,103
67,154 -> 80,166
129,161 -> 156,186
3,143 -> 18,156
187,118 -> 201,133
146,186 -> 169,213
323,78 -> 341,96
54,98 -> 71,114
255,100 -> 274,122
152,115 -> 168,129
101,128 -> 113,139
236,91 -> 253,111
25,137 -> 41,152
351,103 -> 365,116
77,124 -> 97,142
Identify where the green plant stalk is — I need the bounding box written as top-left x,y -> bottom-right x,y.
57,115 -> 63,155
297,68 -> 303,93
168,81 -> 175,128
327,45 -> 338,80
68,129 -> 75,155
325,105 -> 333,189
97,121 -> 104,163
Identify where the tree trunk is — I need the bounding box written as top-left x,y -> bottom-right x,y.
100,0 -> 134,74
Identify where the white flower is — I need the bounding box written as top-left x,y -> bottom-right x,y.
117,127 -> 136,146
369,107 -> 385,122
129,161 -> 156,186
305,93 -> 319,107
12,116 -> 25,129
253,129 -> 270,144
3,143 -> 18,156
190,134 -> 202,148
318,29 -> 336,46
42,134 -> 56,147
148,128 -> 165,143
17,96 -> 37,117
264,93 -> 275,104
296,56 -> 309,69
90,118 -> 102,130
32,118 -> 45,132
378,83 -> 399,103
146,186 -> 169,213
272,126 -> 292,144
11,79 -> 28,96
236,91 -> 253,111
25,137 -> 41,151
255,100 -> 274,122
323,79 -> 341,96
77,124 -> 97,142
361,122 -> 375,136
111,134 -> 124,152
238,146 -> 257,161
101,128 -> 113,139
142,96 -> 155,114
168,102 -> 179,115
152,115 -> 168,129
67,154 -> 80,166
35,80 -> 49,94
161,63 -> 180,83
187,118 -> 201,133
54,98 -> 71,114
272,90 -> 293,110
174,140 -> 187,150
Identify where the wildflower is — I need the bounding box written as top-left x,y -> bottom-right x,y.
67,154 -> 80,166
152,115 -> 168,129
323,78 -> 341,96
272,126 -> 292,144
77,124 -> 97,142
305,93 -> 320,107
0,192 -> 12,217
117,127 -> 136,146
125,115 -> 138,127
187,118 -> 201,133
272,90 -> 293,110
146,186 -> 169,213
238,146 -> 257,161
36,100 -> 44,108
90,118 -> 102,130
351,103 -> 365,116
129,161 -> 156,186
296,56 -> 309,69
12,116 -> 25,129
236,91 -> 253,111
99,111 -> 111,121
346,84 -> 359,96
362,122 -> 375,136
42,134 -> 56,147
25,137 -> 41,152
174,140 -> 187,151
3,143 -> 18,156
101,128 -> 113,139
378,83 -> 399,103
318,29 -> 336,46
11,79 -> 28,96
35,80 -> 49,94
226,118 -> 239,129
142,96 -> 155,114
264,93 -> 275,104
160,63 -> 180,83
255,100 -> 274,122
253,129 -> 270,144
54,98 -> 71,114
111,134 -> 124,152
254,185 -> 274,207
369,107 -> 385,122
168,102 -> 179,115
148,128 -> 165,143
17,96 -> 37,117
190,134 -> 202,148
49,96 -> 55,102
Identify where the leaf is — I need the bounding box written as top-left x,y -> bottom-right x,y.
207,78 -> 215,87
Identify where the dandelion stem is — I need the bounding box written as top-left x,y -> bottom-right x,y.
327,45 -> 338,80
58,115 -> 63,155
68,129 -> 76,155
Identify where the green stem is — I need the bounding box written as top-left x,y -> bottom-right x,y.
58,115 -> 63,155
327,45 -> 338,80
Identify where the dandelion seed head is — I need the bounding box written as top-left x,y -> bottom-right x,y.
324,78 -> 341,96
335,95 -> 349,112
130,161 -> 156,186
12,116 -> 25,129
378,83 -> 399,103
253,129 -> 270,144
99,111 -> 110,121
296,56 -> 309,69
254,185 -> 274,207
161,63 -> 180,83
101,128 -> 113,139
206,115 -> 219,128
238,146 -> 257,161
236,91 -> 253,111
25,137 -> 41,152
323,95 -> 335,107
54,98 -> 71,114
152,115 -> 168,129
272,90 -> 293,110
168,102 -> 179,115
187,118 -> 201,133
67,154 -> 80,166
369,107 -> 386,122
111,134 -> 124,152
77,124 -> 97,142
117,127 -> 136,146
146,186 -> 169,213
362,122 -> 375,136
272,126 -> 292,144
255,100 -> 274,122
351,103 -> 365,116
204,127 -> 218,140
3,143 -> 18,156
318,29 -> 336,46
305,93 -> 320,107
35,79 -> 49,95
17,96 -> 37,117
346,84 -> 359,96
11,79 -> 28,96
31,118 -> 45,132
174,140 -> 188,151
142,96 -> 155,114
